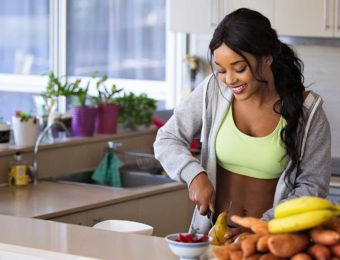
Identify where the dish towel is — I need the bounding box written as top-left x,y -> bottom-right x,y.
91,147 -> 122,187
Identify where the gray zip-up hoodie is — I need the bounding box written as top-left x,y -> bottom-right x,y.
154,74 -> 331,234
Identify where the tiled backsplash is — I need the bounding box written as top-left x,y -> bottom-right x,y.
295,45 -> 340,158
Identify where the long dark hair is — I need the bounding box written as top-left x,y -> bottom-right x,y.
209,8 -> 305,188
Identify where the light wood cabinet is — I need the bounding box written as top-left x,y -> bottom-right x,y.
138,189 -> 194,236
50,188 -> 194,237
169,0 -> 227,34
52,211 -> 88,226
275,0 -> 340,38
87,200 -> 139,227
227,0 -> 274,25
169,0 -> 340,38
169,0 -> 272,34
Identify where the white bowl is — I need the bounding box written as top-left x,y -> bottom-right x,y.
165,233 -> 211,260
93,220 -> 153,236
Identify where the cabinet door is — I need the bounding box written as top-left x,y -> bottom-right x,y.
87,200 -> 139,227
227,0 -> 274,26
51,211 -> 88,226
275,0 -> 334,37
138,189 -> 195,237
336,0 -> 340,37
169,0 -> 226,34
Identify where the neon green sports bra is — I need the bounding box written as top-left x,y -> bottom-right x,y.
215,106 -> 289,179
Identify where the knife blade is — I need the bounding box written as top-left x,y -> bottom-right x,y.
206,209 -> 214,227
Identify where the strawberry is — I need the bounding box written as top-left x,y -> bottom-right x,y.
185,234 -> 194,243
175,232 -> 209,243
176,233 -> 188,242
196,235 -> 209,242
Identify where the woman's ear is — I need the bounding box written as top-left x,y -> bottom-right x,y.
264,55 -> 273,66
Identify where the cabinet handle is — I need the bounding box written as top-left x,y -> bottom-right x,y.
210,0 -> 219,27
324,0 -> 331,30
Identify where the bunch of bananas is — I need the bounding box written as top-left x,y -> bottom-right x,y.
268,196 -> 340,234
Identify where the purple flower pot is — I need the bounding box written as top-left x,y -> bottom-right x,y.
95,103 -> 119,134
71,107 -> 97,137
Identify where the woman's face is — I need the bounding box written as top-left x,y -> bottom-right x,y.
213,43 -> 272,101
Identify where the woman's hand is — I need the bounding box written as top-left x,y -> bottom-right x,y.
189,172 -> 215,215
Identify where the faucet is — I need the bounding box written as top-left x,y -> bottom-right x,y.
31,121 -> 71,184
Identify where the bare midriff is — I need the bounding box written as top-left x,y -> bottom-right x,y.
214,164 -> 278,226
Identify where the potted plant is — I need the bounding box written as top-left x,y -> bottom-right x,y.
39,72 -> 81,136
12,111 -> 40,147
70,72 -> 97,137
90,72 -> 122,134
114,92 -> 157,131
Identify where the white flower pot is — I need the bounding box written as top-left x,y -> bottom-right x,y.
12,117 -> 40,147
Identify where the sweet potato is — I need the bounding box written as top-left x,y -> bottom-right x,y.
234,232 -> 253,243
310,228 -> 340,246
291,253 -> 312,260
213,242 -> 242,260
323,217 -> 340,233
230,250 -> 244,260
228,242 -> 242,251
245,253 -> 263,260
213,245 -> 231,260
259,252 -> 287,260
330,243 -> 340,257
257,235 -> 270,252
267,233 -> 309,258
231,215 -> 269,235
241,234 -> 262,257
307,244 -> 331,260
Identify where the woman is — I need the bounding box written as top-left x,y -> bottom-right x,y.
153,8 -> 331,241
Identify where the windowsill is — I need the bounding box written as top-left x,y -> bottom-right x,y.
0,128 -> 158,156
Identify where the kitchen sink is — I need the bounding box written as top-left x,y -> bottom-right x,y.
46,170 -> 174,188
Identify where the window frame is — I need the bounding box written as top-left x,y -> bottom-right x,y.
0,0 -> 178,108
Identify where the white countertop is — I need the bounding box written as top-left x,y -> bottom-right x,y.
0,214 -> 213,259
0,181 -> 185,219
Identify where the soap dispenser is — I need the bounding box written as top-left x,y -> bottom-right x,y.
8,152 -> 30,186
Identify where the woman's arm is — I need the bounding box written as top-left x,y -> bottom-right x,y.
153,76 -> 212,186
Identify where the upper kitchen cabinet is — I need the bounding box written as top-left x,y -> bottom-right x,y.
169,0 -> 227,34
169,0 -> 273,34
275,0 -> 340,38
227,0 -> 274,25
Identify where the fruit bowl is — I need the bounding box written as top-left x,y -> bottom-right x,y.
165,233 -> 211,260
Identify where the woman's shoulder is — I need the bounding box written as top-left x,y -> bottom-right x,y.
302,90 -> 329,127
303,90 -> 324,111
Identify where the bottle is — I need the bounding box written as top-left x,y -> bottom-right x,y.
8,152 -> 30,186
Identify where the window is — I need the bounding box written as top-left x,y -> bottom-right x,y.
0,0 -> 49,75
0,0 -> 174,116
67,0 -> 166,81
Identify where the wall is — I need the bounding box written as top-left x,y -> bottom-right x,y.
188,34 -> 340,157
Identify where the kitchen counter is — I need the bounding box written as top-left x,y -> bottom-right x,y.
0,214 -> 213,259
0,181 -> 185,219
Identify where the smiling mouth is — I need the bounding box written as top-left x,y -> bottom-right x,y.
230,84 -> 246,94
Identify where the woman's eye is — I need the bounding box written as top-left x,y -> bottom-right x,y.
235,67 -> 246,73
216,70 -> 226,74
